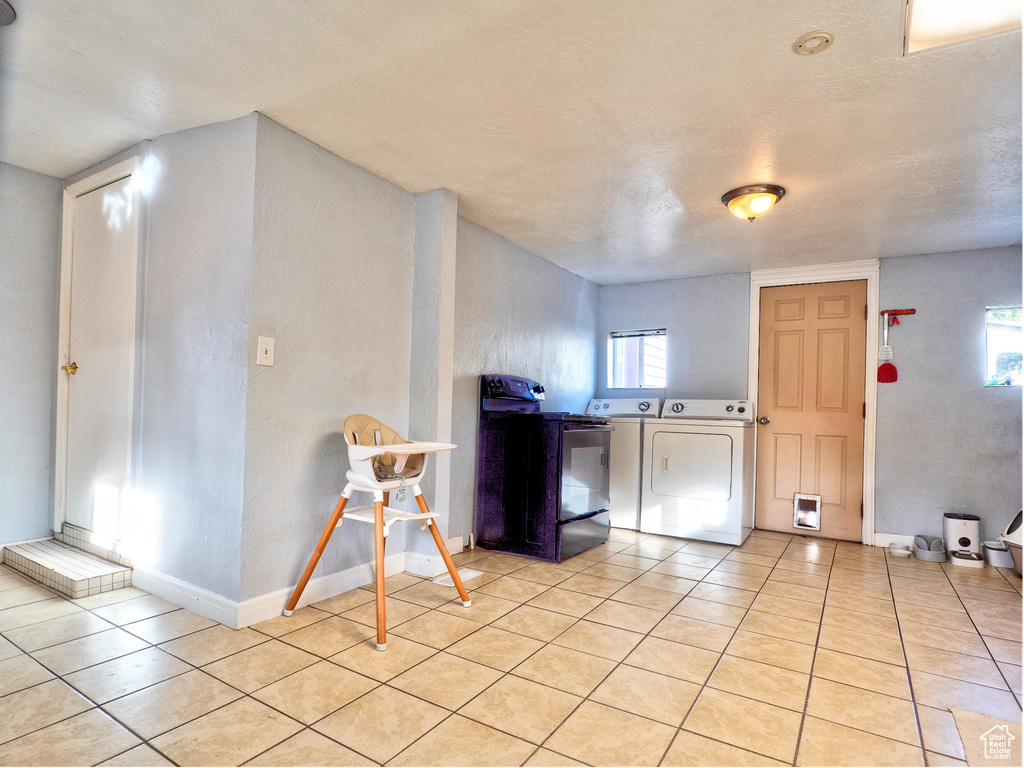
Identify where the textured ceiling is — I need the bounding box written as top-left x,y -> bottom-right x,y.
0,0 -> 1020,284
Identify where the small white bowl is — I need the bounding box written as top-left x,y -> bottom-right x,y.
888,544 -> 912,557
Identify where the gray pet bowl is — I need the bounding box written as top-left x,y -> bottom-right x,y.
913,535 -> 947,562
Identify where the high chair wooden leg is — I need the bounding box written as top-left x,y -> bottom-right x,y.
416,493 -> 472,606
284,489 -> 351,615
373,497 -> 387,650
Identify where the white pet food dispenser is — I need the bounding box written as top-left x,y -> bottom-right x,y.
943,512 -> 984,568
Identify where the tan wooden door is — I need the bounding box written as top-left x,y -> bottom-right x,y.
755,280 -> 866,541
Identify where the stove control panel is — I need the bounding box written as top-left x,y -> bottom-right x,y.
482,374 -> 545,401
660,399 -> 754,421
586,398 -> 662,416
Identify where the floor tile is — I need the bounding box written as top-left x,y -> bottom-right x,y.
389,713 -> 536,766
71,587 -> 147,610
545,700 -> 676,766
492,605 -> 577,641
630,571 -> 699,596
825,590 -> 896,618
102,668 -> 242,738
0,653 -> 54,696
916,704 -> 966,760
253,606 -> 332,637
700,569 -> 767,591
314,684 -> 447,763
683,687 -> 802,763
512,562 -> 575,586
150,696 -> 302,766
812,647 -> 911,699
708,654 -> 810,711
739,609 -> 819,645
0,708 -> 138,765
557,573 -> 624,598
997,661 -> 1022,695
121,608 -> 217,645
725,550 -> 780,567
392,580 -> 468,608
687,581 -> 756,608
910,669 -> 1023,721
0,678 -> 93,745
552,619 -> 644,662
468,553 -> 533,575
310,588 -> 375,614
895,604 -> 975,633
330,634 -> 437,681
590,663 -> 700,726
522,748 -> 587,766
437,592 -> 519,624
446,626 -> 544,671
158,624 -> 267,666
796,716 -> 925,766
98,744 -> 174,766
603,553 -> 661,571
584,598 -> 666,633
460,674 -> 581,744
90,595 -> 179,626
30,627 -> 150,676
821,605 -> 900,639
712,559 -> 773,579
202,638 -> 318,693
650,560 -> 712,581
526,587 -> 604,618
752,592 -> 824,623
816,624 -> 906,665
904,642 -> 1008,689
983,635 -> 1023,665
773,559 -> 831,577
760,579 -> 827,604
244,729 -> 374,766
666,551 -> 725,569
0,597 -> 83,632
250,659 -> 377,724
1,610 -> 113,652
0,584 -> 59,611
360,572 -> 428,592
899,621 -> 991,658
625,636 -> 720,684
0,635 -> 19,661
473,575 -> 551,603
767,568 -> 830,590
63,646 -> 190,704
805,677 -> 921,746
725,629 -> 815,673
580,562 -> 644,583
390,610 -> 482,649
390,651 -> 503,710
651,613 -> 736,653
609,582 -> 685,611
924,751 -> 968,766
662,730 -> 787,766
512,643 -> 616,697
672,596 -> 748,627
278,615 -> 376,657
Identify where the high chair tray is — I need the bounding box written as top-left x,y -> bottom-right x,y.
348,441 -> 456,460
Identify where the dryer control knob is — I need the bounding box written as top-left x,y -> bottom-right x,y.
672,402 -> 684,413
726,405 -> 734,412
638,401 -> 650,412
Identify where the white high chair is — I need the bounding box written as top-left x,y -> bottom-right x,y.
283,414 -> 471,650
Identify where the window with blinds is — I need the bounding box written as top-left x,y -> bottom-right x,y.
609,329 -> 667,389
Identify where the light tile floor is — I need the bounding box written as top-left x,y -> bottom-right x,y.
0,530 -> 1020,766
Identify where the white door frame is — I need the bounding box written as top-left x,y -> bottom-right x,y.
747,259 -> 880,545
54,157 -> 142,536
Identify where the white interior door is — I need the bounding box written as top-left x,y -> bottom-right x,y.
59,169 -> 138,542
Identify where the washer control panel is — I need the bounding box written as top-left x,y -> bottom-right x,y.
586,398 -> 662,417
660,399 -> 754,421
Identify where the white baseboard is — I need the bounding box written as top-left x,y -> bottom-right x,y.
133,552 -> 407,629
404,536 -> 466,578
131,564 -> 241,628
873,532 -> 916,549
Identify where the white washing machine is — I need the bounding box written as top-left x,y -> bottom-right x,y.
585,397 -> 660,530
640,399 -> 755,545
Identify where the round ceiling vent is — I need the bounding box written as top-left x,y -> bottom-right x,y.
0,1 -> 15,27
793,30 -> 834,55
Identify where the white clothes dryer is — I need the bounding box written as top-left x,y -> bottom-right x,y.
585,397 -> 660,530
640,399 -> 754,545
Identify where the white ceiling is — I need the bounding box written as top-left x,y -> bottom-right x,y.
1,0 -> 1020,284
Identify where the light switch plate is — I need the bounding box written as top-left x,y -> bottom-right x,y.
257,336 -> 275,366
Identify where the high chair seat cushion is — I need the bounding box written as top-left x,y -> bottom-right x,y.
344,413 -> 425,480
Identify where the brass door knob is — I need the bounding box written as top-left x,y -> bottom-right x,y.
758,416 -> 770,425
61,362 -> 78,375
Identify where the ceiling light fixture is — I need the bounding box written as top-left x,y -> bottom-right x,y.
905,0 -> 1020,54
721,185 -> 786,222
793,30 -> 835,55
0,1 -> 15,27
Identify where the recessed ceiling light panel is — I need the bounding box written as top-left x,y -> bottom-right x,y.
905,0 -> 1021,54
793,30 -> 835,55
0,1 -> 16,27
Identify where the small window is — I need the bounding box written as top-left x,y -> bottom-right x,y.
985,307 -> 1021,386
609,329 -> 667,389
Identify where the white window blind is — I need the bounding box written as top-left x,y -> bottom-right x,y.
609,329 -> 667,389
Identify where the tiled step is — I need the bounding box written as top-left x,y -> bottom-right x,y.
2,539 -> 132,599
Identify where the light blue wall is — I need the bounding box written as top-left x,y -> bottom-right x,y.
875,246 -> 1022,542
450,218 -> 599,540
241,115 -> 416,601
597,273 -> 750,400
0,163 -> 62,544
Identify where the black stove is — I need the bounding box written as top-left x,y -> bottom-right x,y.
474,374 -> 612,562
